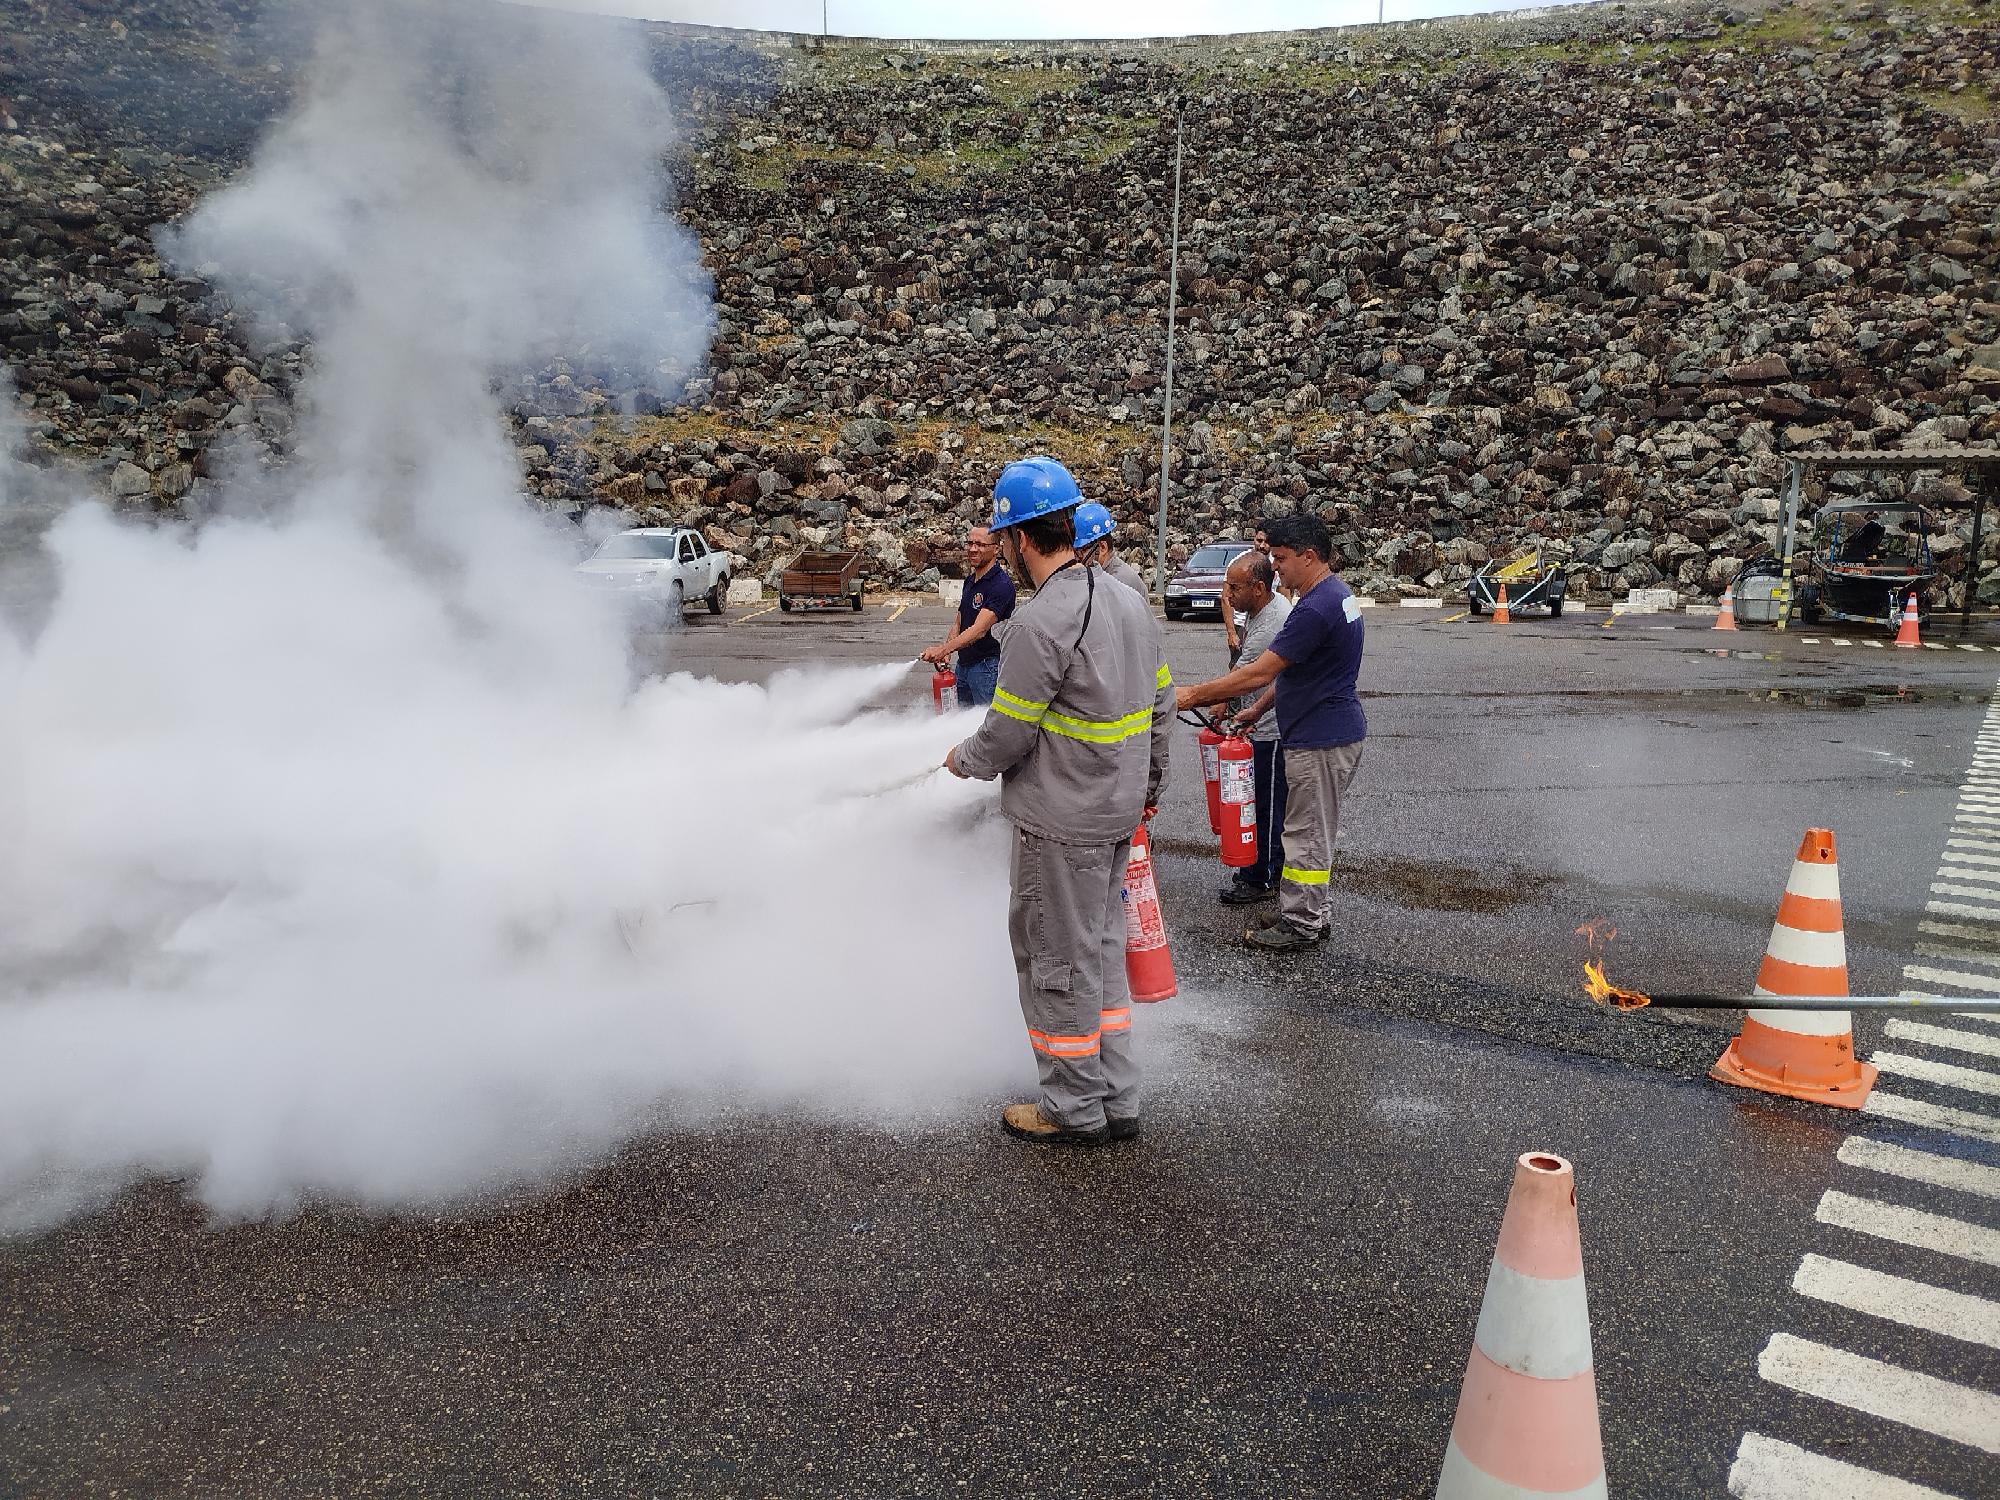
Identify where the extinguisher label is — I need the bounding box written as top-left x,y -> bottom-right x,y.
1123,868 -> 1166,949
1200,742 -> 1219,782
1220,758 -> 1254,805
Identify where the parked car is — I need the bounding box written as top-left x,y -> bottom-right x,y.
575,527 -> 731,619
1163,539 -> 1255,621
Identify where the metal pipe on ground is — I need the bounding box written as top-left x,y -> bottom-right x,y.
1629,994 -> 2000,1012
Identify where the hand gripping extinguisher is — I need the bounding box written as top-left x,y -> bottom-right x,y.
1197,721 -> 1225,835
1123,820 -> 1177,1002
1216,729 -> 1257,869
930,663 -> 957,714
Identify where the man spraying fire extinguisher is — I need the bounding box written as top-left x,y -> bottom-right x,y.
944,457 -> 1173,1147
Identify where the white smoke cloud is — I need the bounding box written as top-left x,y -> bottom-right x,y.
0,0 -> 1027,1234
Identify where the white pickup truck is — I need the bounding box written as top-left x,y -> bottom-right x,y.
575,527 -> 733,618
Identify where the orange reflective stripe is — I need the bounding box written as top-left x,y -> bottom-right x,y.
1099,1007 -> 1132,1032
1756,953 -> 1849,997
1027,1027 -> 1102,1057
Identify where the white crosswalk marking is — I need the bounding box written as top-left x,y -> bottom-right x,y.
1918,918 -> 2000,946
1816,1190 -> 2000,1268
1792,1253 -> 2000,1348
1869,1050 -> 2000,1097
1884,1019 -> 2000,1056
1914,943 -> 2000,970
1862,1090 -> 2000,1144
1837,1137 -> 2000,1201
1728,1432 -> 1962,1499
1757,1333 -> 2000,1453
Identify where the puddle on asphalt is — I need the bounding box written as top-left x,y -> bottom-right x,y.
1733,683 -> 1990,708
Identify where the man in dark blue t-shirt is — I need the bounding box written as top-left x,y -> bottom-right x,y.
921,524 -> 1016,706
1176,512 -> 1365,952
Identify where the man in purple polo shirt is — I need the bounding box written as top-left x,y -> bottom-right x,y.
1175,512 -> 1365,952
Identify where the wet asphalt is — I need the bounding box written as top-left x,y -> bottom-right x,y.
2,599 -> 1994,1497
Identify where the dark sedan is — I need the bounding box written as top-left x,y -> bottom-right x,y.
1163,540 -> 1255,620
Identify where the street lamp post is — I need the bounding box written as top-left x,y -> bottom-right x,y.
1154,100 -> 1184,601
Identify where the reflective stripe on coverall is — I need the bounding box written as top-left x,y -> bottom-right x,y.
1277,741 -> 1364,938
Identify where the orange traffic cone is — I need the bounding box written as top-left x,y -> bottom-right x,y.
1713,582 -> 1738,631
1122,823 -> 1176,1002
1892,591 -> 1920,648
1437,1152 -> 1604,1500
1492,583 -> 1511,625
1710,829 -> 1875,1108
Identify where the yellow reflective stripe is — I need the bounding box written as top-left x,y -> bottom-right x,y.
1156,663 -> 1173,689
1041,707 -> 1153,744
992,688 -> 1048,724
1281,866 -> 1331,886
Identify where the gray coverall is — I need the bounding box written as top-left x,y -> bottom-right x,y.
953,562 -> 1173,1132
1100,553 -> 1148,599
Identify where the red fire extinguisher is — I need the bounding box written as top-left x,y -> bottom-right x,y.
1217,731 -> 1257,869
1123,821 -> 1176,1002
1197,722 -> 1225,835
931,665 -> 957,714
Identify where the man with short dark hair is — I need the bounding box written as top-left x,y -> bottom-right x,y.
922,524 -> 1014,706
1176,512 -> 1365,952
946,458 -> 1173,1145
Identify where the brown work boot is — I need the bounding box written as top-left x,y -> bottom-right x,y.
1000,1102 -> 1107,1146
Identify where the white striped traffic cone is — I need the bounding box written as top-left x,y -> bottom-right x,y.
1710,828 -> 1876,1108
1437,1152 -> 1605,1500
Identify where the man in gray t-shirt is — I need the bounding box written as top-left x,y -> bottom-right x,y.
1219,550 -> 1291,903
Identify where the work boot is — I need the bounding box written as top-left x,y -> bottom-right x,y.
1244,921 -> 1322,952
1001,1103 -> 1107,1146
1219,881 -> 1276,906
1106,1116 -> 1142,1143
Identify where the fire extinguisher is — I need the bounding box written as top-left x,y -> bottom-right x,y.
1217,730 -> 1257,869
1197,721 -> 1225,835
930,664 -> 957,714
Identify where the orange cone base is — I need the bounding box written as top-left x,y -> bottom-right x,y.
1710,1020 -> 1877,1108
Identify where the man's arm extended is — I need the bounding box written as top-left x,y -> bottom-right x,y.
921,607 -> 998,665
1175,648 -> 1286,712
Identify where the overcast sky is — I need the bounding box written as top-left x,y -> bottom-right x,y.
525,0 -> 1587,42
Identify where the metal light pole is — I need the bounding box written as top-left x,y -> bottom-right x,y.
1154,100 -> 1184,601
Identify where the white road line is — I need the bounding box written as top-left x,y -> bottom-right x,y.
1941,849 -> 2000,869
1727,1431 -> 1962,1500
1863,1090 -> 2000,1144
1793,1253 -> 2000,1349
1838,1136 -> 2000,1201
1817,1189 -> 2000,1268
1945,835 -> 2000,852
1960,644 -> 1987,652
1926,899 -> 2000,922
1870,1051 -> 2000,1098
1918,919 -> 2000,946
1885,1018 -> 2000,1055
1757,1333 -> 2000,1453
1864,640 -> 1886,649
1915,943 -> 2000,970
1933,874 -> 2000,897
1834,638 -> 1853,646
1901,964 -> 2000,995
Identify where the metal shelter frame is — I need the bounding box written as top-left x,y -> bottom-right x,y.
1775,446 -> 2000,637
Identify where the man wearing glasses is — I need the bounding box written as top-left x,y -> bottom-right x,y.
921,524 -> 1016,707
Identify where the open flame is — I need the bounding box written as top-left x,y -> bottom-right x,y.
1576,921 -> 1652,1011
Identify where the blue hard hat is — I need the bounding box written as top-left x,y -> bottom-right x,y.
989,457 -> 1083,532
1073,501 -> 1115,547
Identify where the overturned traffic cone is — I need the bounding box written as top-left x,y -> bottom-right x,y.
1437,1152 -> 1604,1500
1492,583 -> 1511,625
1713,582 -> 1738,631
1710,828 -> 1875,1108
1123,823 -> 1177,1002
1892,591 -> 1921,649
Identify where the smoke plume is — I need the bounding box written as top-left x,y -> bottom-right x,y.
0,0 -> 1023,1234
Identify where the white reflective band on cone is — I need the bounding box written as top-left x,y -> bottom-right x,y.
1471,1260 -> 1594,1381
1783,862 -> 1841,901
1763,924 -> 1846,970
1437,1443 -> 1608,1500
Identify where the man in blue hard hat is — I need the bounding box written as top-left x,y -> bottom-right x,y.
944,457 -> 1174,1146
920,524 -> 1014,707
1074,501 -> 1148,598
